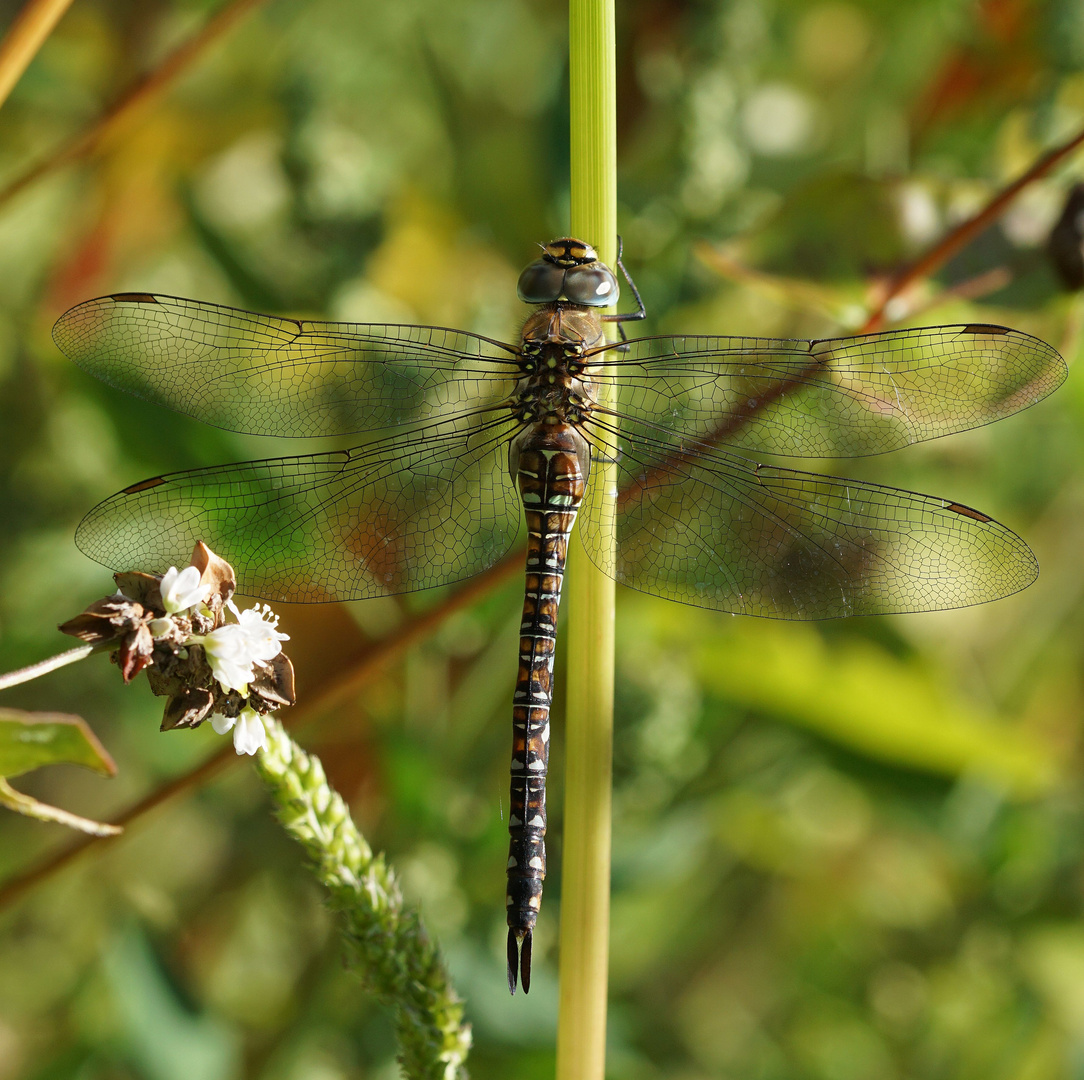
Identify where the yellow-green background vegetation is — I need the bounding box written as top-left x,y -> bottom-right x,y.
2,0 -> 1084,1076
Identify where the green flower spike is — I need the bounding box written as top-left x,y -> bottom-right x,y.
256,714 -> 471,1079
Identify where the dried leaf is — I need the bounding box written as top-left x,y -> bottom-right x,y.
160,687 -> 216,731
251,653 -> 296,710
116,623 -> 154,683
189,542 -> 236,620
59,593 -> 146,643
113,571 -> 165,612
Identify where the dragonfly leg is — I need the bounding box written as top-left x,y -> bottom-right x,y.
601,233 -> 647,337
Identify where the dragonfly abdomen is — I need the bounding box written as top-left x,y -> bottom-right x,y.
506,424 -> 588,994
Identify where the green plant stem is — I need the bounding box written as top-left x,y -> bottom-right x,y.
256,715 -> 471,1080
0,644 -> 98,690
559,2 -> 616,1078
0,776 -> 122,836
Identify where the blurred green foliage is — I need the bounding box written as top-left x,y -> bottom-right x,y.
1,0 -> 1084,1076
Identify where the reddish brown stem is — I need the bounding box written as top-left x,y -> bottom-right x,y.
0,0 -> 265,211
860,123 -> 1084,333
611,357 -> 824,515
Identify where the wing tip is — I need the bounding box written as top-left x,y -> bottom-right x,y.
53,293 -> 160,356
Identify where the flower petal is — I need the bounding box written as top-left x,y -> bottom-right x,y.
202,624 -> 256,692
210,713 -> 236,735
233,708 -> 267,755
234,604 -> 290,661
161,565 -> 210,614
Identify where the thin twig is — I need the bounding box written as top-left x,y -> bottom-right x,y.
860,123 -> 1084,332
699,242 -> 1013,329
0,0 -> 265,212
0,643 -> 97,690
0,550 -> 523,912
0,776 -> 122,837
0,0 -> 74,113
902,266 -> 1013,322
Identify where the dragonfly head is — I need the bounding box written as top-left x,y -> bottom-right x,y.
517,237 -> 620,309
539,237 -> 599,267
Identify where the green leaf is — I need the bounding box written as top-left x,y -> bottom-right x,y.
0,708 -> 116,779
642,606 -> 1058,798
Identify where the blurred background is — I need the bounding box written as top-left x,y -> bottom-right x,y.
1,0 -> 1083,1076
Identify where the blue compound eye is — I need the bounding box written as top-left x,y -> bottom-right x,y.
562,264 -> 620,307
517,260 -> 566,303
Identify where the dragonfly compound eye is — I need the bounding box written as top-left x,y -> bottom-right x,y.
517,260 -> 567,304
562,263 -> 620,307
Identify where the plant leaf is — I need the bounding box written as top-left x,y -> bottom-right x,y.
0,708 -> 117,779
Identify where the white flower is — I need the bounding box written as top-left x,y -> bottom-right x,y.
212,706 -> 267,755
202,623 -> 256,693
198,603 -> 289,694
160,565 -> 209,614
228,600 -> 289,661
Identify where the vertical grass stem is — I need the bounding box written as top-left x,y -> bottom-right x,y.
559,1 -> 617,1077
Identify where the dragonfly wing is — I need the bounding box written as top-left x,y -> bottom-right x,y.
76,413 -> 524,603
592,325 -> 1065,458
578,418 -> 1036,619
53,293 -> 519,437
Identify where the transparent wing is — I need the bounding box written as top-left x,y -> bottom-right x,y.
76,411 -> 524,603
589,324 -> 1065,458
53,293 -> 520,437
580,416 -> 1037,619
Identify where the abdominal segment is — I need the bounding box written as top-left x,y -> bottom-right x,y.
505,428 -> 586,994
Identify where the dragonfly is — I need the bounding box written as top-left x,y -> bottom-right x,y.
53,237 -> 1066,993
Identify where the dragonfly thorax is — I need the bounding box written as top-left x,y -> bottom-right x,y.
511,374 -> 592,427
513,306 -> 601,428
520,302 -> 606,356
